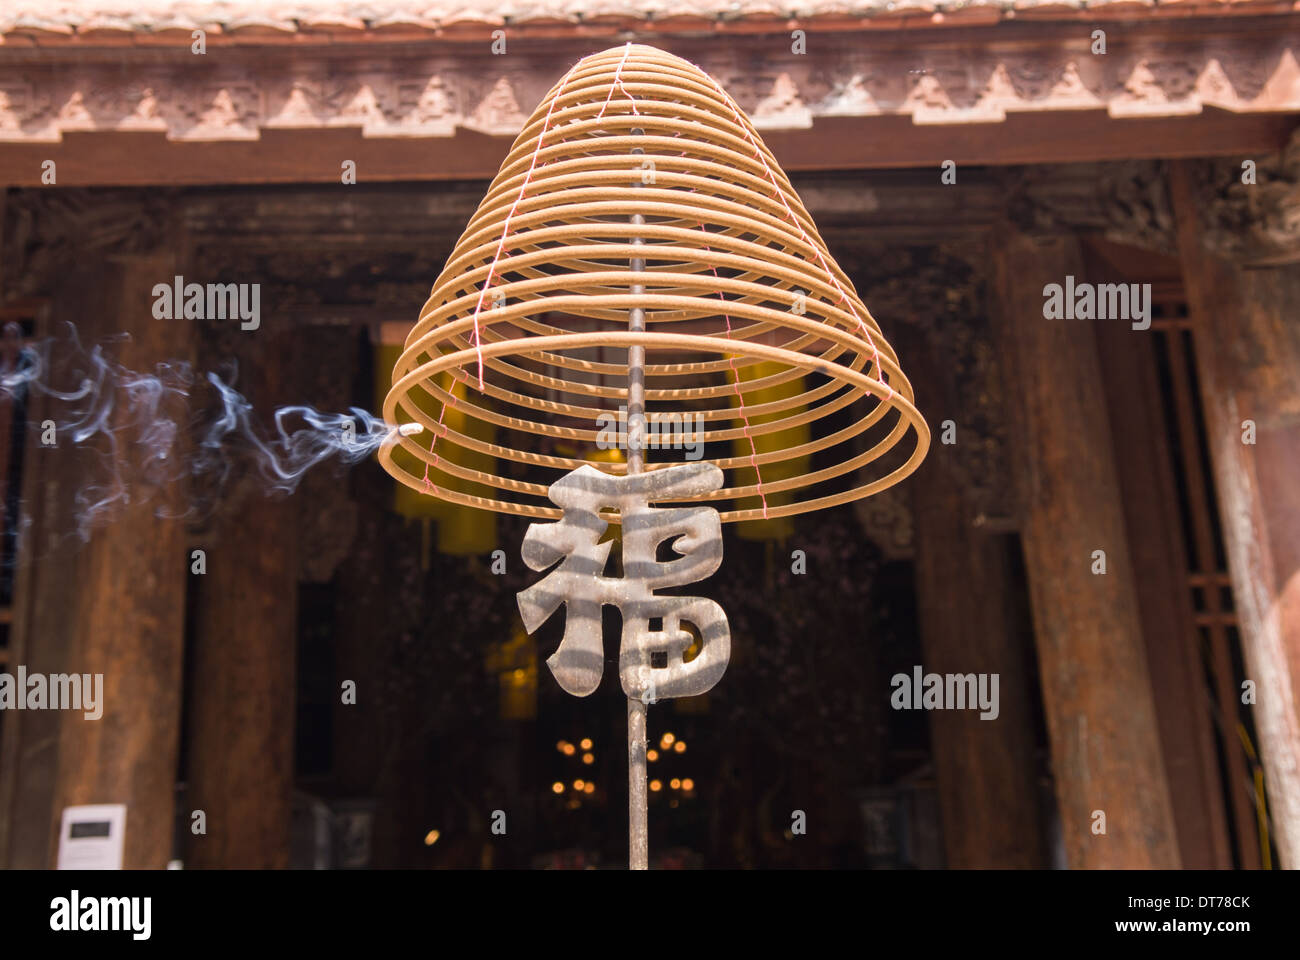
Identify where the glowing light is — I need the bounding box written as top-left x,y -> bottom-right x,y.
646,749 -> 659,762
562,743 -> 576,756
580,738 -> 593,750
670,778 -> 681,790
674,741 -> 686,754
556,740 -> 569,753
582,752 -> 595,765
682,778 -> 694,791
424,830 -> 441,846
583,782 -> 595,794
661,732 -> 676,747
552,782 -> 564,794
574,780 -> 585,791
650,780 -> 662,792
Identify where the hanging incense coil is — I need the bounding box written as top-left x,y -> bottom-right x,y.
381,44 -> 928,522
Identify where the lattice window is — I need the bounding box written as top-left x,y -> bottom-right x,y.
1149,286 -> 1274,870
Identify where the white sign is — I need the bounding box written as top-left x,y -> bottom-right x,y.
56,804 -> 126,870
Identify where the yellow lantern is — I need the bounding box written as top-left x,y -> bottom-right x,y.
730,360 -> 810,542
374,335 -> 497,556
485,621 -> 538,720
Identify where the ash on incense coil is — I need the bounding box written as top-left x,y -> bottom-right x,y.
380,44 -> 929,522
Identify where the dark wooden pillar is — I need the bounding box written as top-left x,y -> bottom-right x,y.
1091,281 -> 1234,869
1170,160 -> 1300,867
2,251 -> 190,868
991,228 -> 1180,868
184,333 -> 299,868
0,311 -> 73,868
907,336 -> 1047,868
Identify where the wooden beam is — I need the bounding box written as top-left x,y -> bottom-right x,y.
32,251 -> 190,868
0,110 -> 1292,189
0,303 -> 61,869
183,332 -> 300,869
1170,160 -> 1300,868
907,335 -> 1048,868
1087,243 -> 1235,868
991,227 -> 1180,868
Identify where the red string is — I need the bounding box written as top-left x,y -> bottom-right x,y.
465,64 -> 580,390
694,209 -> 769,519
421,377 -> 454,494
704,76 -> 893,402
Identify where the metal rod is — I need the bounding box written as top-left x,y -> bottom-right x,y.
627,127 -> 648,871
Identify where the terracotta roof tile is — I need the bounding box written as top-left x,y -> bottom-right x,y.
1009,0 -> 1082,12
5,14 -> 77,36
224,14 -> 299,33
0,0 -> 1290,44
368,14 -> 439,31
296,11 -> 370,29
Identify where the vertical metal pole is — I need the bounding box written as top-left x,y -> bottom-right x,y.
627,127 -> 649,871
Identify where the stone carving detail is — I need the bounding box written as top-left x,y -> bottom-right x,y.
1009,137 -> 1300,264
751,72 -> 813,130
0,188 -> 176,300
0,83 -> 31,132
394,74 -> 457,135
1191,128 -> 1300,265
463,76 -> 526,135
1007,160 -> 1178,256
178,84 -> 263,140
0,36 -> 1295,144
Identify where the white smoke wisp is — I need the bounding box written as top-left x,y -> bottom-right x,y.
0,323 -> 419,541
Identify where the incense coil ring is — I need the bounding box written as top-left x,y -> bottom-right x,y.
380,45 -> 929,522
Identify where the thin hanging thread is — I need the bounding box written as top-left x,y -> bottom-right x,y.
618,49 -> 765,515
422,362 -> 505,493
695,209 -> 769,518
465,64 -> 581,390
382,47 -> 926,522
421,372 -> 454,494
705,75 -> 893,402
435,48 -> 639,485
597,42 -> 641,120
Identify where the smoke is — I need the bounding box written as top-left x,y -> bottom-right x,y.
0,323 -> 418,543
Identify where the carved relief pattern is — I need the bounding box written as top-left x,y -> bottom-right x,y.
1007,160 -> 1179,256
0,36 -> 1295,143
1191,128 -> 1300,265
0,187 -> 177,298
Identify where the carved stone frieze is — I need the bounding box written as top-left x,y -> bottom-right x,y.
1007,130 -> 1300,266
1186,127 -> 1300,266
1006,160 -> 1178,256
0,186 -> 179,300
0,32 -> 1295,145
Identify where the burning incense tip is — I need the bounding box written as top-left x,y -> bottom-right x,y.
397,422 -> 425,437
